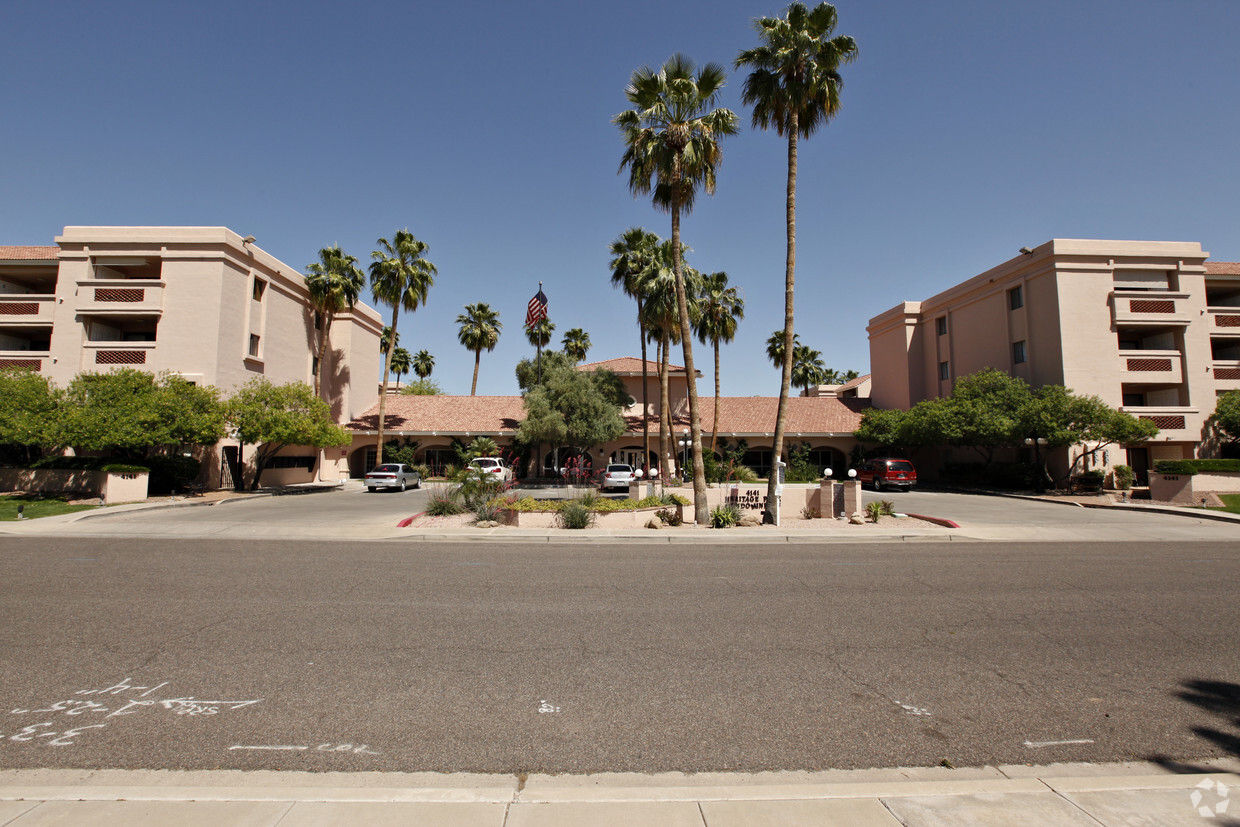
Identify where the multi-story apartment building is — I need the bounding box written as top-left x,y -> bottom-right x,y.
0,227 -> 382,487
867,239 -> 1240,483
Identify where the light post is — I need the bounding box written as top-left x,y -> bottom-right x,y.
677,429 -> 691,482
1024,437 -> 1048,494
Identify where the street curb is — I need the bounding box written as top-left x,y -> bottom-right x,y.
944,486 -> 1240,525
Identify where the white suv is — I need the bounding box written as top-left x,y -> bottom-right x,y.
468,457 -> 513,483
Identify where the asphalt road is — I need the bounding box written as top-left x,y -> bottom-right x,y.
1,537 -> 1237,774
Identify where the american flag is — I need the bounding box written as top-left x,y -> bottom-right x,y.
525,288 -> 548,327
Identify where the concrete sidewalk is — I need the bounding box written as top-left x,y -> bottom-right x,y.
0,761 -> 1236,825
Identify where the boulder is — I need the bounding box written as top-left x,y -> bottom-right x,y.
738,515 -> 762,527
645,518 -> 662,529
848,512 -> 865,525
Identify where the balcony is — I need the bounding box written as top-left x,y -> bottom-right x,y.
1118,350 -> 1183,384
1208,307 -> 1240,334
75,279 -> 165,316
81,341 -> 156,367
1213,361 -> 1240,392
0,351 -> 48,372
1121,405 -> 1201,441
0,294 -> 55,325
1109,291 -> 1192,326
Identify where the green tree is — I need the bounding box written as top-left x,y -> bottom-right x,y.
609,226 -> 662,471
305,246 -> 365,399
515,354 -> 630,458
223,379 -> 350,490
457,302 -> 502,395
525,317 -> 555,349
380,325 -> 399,356
561,328 -> 591,364
694,271 -> 744,452
389,347 -> 412,388
791,345 -> 827,392
0,367 -> 62,464
59,369 -> 225,459
1213,390 -> 1240,446
412,349 -> 435,379
765,330 -> 802,369
400,377 -> 443,395
737,2 -> 857,521
616,52 -> 739,524
369,230 -> 436,465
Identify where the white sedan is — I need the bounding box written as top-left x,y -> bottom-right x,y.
599,463 -> 636,492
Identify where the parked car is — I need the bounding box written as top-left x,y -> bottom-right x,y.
468,457 -> 513,484
855,458 -> 917,491
599,463 -> 636,492
364,463 -> 421,492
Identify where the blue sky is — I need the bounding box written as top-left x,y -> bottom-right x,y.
4,0 -> 1238,396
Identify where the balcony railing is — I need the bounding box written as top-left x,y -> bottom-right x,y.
1213,361 -> 1240,391
1121,405 -> 1201,439
81,341 -> 157,367
1110,291 -> 1193,326
75,279 -> 165,316
0,294 -> 55,325
0,352 -> 47,372
1208,308 -> 1240,332
1118,349 -> 1183,383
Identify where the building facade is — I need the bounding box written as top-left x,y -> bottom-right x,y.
346,357 -> 869,479
0,227 -> 382,487
867,239 -> 1240,482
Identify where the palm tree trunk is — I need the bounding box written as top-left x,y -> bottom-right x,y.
659,333 -> 671,492
315,316 -> 333,399
765,120 -> 799,524
375,307 -> 398,467
669,177 -> 709,526
711,337 -> 721,453
638,294 -> 649,477
471,350 -> 481,395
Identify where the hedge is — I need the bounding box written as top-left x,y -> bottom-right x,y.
1153,459 -> 1240,476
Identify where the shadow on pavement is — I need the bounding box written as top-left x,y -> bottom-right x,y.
1153,679 -> 1240,781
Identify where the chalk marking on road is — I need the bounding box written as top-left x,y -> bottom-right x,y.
1023,738 -> 1095,748
538,700 -> 561,714
896,701 -> 931,716
229,745 -> 309,751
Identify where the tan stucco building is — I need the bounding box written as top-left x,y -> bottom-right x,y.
868,239 -> 1240,482
0,227 -> 382,487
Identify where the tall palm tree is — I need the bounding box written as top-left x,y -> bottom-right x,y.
609,226 -> 661,474
389,347 -> 412,388
615,53 -> 739,525
694,271 -> 744,452
412,349 -> 435,380
561,328 -> 591,364
766,330 -> 803,370
370,230 -> 437,465
380,325 -> 399,356
457,303 -> 502,395
791,345 -> 827,392
305,246 -> 365,399
737,2 -> 856,520
524,318 -> 555,349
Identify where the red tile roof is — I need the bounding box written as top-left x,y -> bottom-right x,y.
351,393 -> 867,437
577,356 -> 686,374
1206,261 -> 1240,275
837,373 -> 870,393
348,395 -> 526,434
0,246 -> 58,261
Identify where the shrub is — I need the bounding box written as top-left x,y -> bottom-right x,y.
1078,469 -> 1105,483
1112,464 -> 1134,490
940,462 -> 1037,490
655,507 -> 683,526
425,492 -> 465,516
470,499 -> 505,525
865,501 -> 884,523
731,464 -> 759,483
1153,459 -> 1240,476
661,492 -> 690,506
557,500 -> 595,529
410,463 -> 431,480
879,500 -> 895,516
801,506 -> 821,520
99,463 -> 149,474
710,502 -> 740,528
144,454 -> 202,496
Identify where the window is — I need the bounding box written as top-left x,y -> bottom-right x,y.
263,455 -> 316,470
1012,340 -> 1027,364
938,361 -> 950,381
1009,285 -> 1024,310
1122,392 -> 1145,407
248,334 -> 260,358
936,317 -> 947,335
253,279 -> 267,301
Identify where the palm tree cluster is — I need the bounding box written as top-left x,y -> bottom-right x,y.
305,230 -> 437,467
614,2 -> 856,523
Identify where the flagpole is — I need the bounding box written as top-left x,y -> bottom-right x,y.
536,281 -> 543,387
